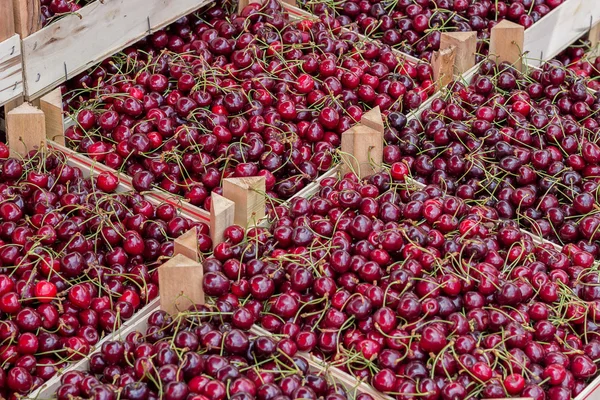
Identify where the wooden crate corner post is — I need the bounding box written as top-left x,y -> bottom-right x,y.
174,227 -> 200,262
40,87 -> 65,145
340,119 -> 384,179
12,0 -> 41,39
489,19 -> 525,71
158,254 -> 204,316
432,45 -> 457,90
0,0 -> 15,42
6,102 -> 46,156
440,32 -> 477,75
223,176 -> 266,228
210,193 -> 235,249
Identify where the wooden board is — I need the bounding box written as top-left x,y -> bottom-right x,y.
158,254 -> 204,315
223,177 -> 266,228
209,193 -> 235,249
0,34 -> 23,107
440,32 -> 477,75
6,102 -> 45,156
523,0 -> 600,66
39,87 -> 65,145
0,0 -> 15,42
12,0 -> 41,38
489,20 -> 525,71
22,0 -> 213,99
174,227 -> 199,262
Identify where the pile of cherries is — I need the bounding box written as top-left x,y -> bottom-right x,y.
553,40 -> 600,91
382,58 -> 600,249
63,0 -> 434,211
53,308 -> 371,400
0,144 -> 210,397
300,0 -> 564,61
202,171 -> 600,400
40,0 -> 92,27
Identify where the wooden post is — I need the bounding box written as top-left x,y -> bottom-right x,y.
360,106 -> 384,134
6,102 -> 45,156
340,123 -> 383,179
40,88 -> 64,145
0,0 -> 15,42
210,193 -> 235,249
591,21 -> 600,48
489,20 -> 525,71
223,177 -> 266,228
12,0 -> 41,38
174,227 -> 199,262
440,32 -> 477,75
432,46 -> 456,89
158,254 -> 204,315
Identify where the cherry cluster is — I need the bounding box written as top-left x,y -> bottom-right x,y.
0,144 -> 209,396
383,59 -> 600,250
300,0 -> 564,62
202,171 -> 600,400
62,0 -> 434,212
53,308 -> 371,400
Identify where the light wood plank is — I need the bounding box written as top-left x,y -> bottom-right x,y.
440,32 -> 477,75
210,193 -> 235,250
6,102 -> 45,156
361,106 -> 384,133
432,46 -> 456,89
174,227 -> 199,262
12,0 -> 40,38
22,0 -> 213,99
523,0 -> 600,66
0,0 -> 15,41
0,34 -> 23,107
158,254 -> 204,315
490,20 -> 525,71
340,123 -> 383,179
223,177 -> 266,228
40,87 -> 65,145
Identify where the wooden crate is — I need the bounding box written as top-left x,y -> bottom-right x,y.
0,34 -> 23,107
21,0 -> 214,100
523,0 -> 600,66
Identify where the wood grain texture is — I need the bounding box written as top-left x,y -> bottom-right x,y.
12,0 -> 41,38
0,0 -> 15,41
361,106 -> 384,133
340,123 -> 383,179
489,20 -> 524,71
0,35 -> 23,107
39,87 -> 65,144
440,32 -> 476,75
523,0 -> 600,66
174,227 -> 199,262
223,177 -> 266,228
6,102 -> 45,156
590,21 -> 600,48
158,254 -> 204,315
432,46 -> 456,89
210,193 -> 235,250
22,0 -> 213,99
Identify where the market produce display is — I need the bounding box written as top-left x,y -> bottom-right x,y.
52,309 -> 371,400
62,0 -> 433,212
384,59 -> 600,249
0,146 -> 209,395
298,0 -> 564,61
3,0 -> 600,399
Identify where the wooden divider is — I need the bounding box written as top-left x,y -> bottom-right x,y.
340,106 -> 384,179
6,102 -> 45,155
40,87 -> 65,145
0,34 -> 23,107
489,20 -> 525,71
223,177 -> 266,228
440,32 -> 477,75
210,193 -> 235,249
158,253 -> 204,316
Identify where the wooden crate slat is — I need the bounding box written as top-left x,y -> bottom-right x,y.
524,0 -> 600,66
0,0 -> 15,42
0,34 -> 23,107
22,0 -> 214,99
